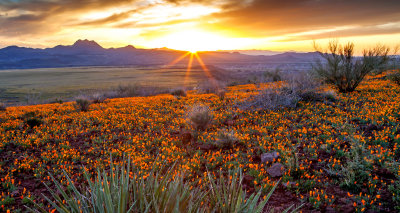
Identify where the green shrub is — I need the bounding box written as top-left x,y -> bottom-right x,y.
388,180 -> 400,211
26,117 -> 43,128
22,111 -> 43,128
313,40 -> 391,93
74,99 -> 91,112
187,105 -> 213,131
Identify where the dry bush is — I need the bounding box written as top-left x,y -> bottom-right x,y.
74,98 -> 91,112
239,85 -> 301,111
313,40 -> 391,93
116,84 -> 140,97
0,103 -> 6,111
187,104 -> 213,131
25,92 -> 42,105
91,93 -> 106,103
239,71 -> 338,111
389,71 -> 400,86
170,88 -> 187,97
197,80 -> 226,94
251,68 -> 282,84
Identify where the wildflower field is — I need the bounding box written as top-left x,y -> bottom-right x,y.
1,73 -> 400,212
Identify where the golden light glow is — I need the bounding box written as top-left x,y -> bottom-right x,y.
150,29 -> 254,52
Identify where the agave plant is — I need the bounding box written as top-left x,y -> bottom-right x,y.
27,158 -> 302,213
27,158 -> 134,213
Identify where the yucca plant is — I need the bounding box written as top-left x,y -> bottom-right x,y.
27,158 -> 134,213
27,159 -> 302,213
131,163 -> 206,213
206,169 -> 301,213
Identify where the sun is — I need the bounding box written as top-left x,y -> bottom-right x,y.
158,30 -> 232,52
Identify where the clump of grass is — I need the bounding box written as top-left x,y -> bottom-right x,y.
187,104 -> 213,131
215,130 -> 239,149
74,98 -> 91,112
0,102 -> 6,111
313,40 -> 392,93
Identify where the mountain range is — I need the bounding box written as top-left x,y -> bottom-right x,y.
0,39 -> 321,70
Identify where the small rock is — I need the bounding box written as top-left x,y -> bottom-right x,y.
261,151 -> 279,163
320,144 -> 327,150
267,163 -> 285,177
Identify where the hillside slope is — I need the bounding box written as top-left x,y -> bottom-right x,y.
0,73 -> 399,212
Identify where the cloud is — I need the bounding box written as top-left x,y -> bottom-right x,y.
0,0 -> 399,47
276,23 -> 400,42
204,0 -> 400,38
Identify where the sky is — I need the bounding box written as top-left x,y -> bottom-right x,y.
0,0 -> 399,52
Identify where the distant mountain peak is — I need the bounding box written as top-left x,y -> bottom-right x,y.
120,45 -> 136,50
72,39 -> 103,49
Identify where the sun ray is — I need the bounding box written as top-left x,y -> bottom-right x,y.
166,51 -> 191,67
194,52 -> 218,82
184,53 -> 194,87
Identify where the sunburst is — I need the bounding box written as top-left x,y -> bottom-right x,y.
162,51 -> 218,88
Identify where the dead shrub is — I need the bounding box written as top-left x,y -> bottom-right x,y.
313,40 -> 392,93
198,80 -> 226,94
91,93 -> 106,103
0,103 -> 6,111
170,89 -> 187,97
74,98 -> 91,112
